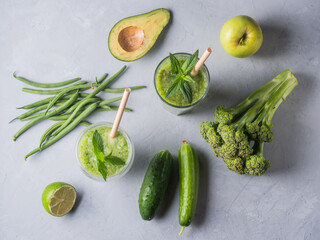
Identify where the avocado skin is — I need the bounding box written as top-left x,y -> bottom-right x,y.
108,8 -> 171,62
138,150 -> 173,220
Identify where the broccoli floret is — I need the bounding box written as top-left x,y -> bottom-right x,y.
200,121 -> 222,147
224,157 -> 246,174
200,70 -> 298,176
245,142 -> 270,176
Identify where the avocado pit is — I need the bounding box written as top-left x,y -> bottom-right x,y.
118,26 -> 144,52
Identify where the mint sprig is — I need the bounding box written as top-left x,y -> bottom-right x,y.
165,50 -> 199,103
92,130 -> 126,181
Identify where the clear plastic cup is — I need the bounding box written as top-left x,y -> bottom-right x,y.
76,122 -> 134,182
154,52 -> 210,115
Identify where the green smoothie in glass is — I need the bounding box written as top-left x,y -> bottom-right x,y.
154,52 -> 210,115
76,122 -> 134,181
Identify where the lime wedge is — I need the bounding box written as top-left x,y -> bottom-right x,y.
42,182 -> 77,217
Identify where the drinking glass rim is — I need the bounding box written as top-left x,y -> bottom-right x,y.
75,121 -> 134,182
154,52 -> 210,109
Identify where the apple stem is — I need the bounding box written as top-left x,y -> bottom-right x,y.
239,33 -> 247,46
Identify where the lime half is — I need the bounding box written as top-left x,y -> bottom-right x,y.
42,182 -> 77,217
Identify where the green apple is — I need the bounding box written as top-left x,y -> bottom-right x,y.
220,15 -> 263,58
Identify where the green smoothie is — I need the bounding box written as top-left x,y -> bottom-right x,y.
78,125 -> 131,178
155,53 -> 209,107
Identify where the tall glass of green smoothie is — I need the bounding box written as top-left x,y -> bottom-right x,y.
154,53 -> 210,115
76,122 -> 134,181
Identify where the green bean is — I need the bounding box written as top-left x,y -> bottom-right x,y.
39,121 -> 65,147
25,102 -> 98,160
11,100 -> 69,123
97,73 -> 108,84
21,96 -> 95,121
39,120 -> 91,147
65,97 -> 100,114
52,98 -> 97,137
98,96 -> 122,106
10,105 -> 48,123
20,99 -> 81,121
49,115 -> 73,121
18,96 -> 65,110
104,85 -> 146,93
20,110 -> 56,121
82,66 -> 127,101
22,80 -> 89,95
21,95 -> 122,122
17,93 -> 90,109
49,66 -> 125,117
96,106 -> 132,112
13,92 -> 78,141
47,105 -> 131,122
13,72 -> 81,88
44,82 -> 97,113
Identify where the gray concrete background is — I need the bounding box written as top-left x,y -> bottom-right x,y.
1,0 -> 320,239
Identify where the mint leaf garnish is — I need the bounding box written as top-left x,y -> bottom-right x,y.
169,53 -> 178,74
180,82 -> 192,104
165,50 -> 199,103
165,75 -> 182,98
183,75 -> 195,83
182,50 -> 199,74
93,130 -> 104,154
91,130 -> 126,181
105,156 -> 125,165
97,160 -> 108,181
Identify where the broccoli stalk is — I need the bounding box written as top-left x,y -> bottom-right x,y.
201,70 -> 298,176
214,70 -> 290,124
246,72 -> 298,142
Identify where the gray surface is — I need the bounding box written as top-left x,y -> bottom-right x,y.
1,0 -> 320,239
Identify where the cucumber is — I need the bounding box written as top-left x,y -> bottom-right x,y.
178,140 -> 199,235
138,150 -> 173,220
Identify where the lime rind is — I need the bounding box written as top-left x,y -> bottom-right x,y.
42,182 -> 77,217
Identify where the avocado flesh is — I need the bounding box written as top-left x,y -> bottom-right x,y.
108,8 -> 170,62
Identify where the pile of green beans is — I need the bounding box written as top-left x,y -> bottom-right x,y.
11,66 -> 146,160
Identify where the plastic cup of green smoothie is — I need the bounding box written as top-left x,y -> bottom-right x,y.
154,52 -> 210,115
76,122 -> 134,181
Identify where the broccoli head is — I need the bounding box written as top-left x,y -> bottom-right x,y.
200,69 -> 298,176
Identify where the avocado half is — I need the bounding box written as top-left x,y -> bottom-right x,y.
108,8 -> 170,62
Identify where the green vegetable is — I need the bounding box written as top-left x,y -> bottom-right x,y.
51,98 -> 97,137
165,50 -> 199,103
200,69 -> 298,176
92,130 -> 125,181
39,121 -> 91,148
22,80 -> 89,95
178,141 -> 199,235
10,99 -> 72,123
25,102 -> 98,160
97,73 -> 108,84
12,66 -> 145,159
83,65 -> 127,100
43,66 -> 127,114
138,150 -> 173,220
103,86 -> 146,93
13,72 -> 81,88
39,121 -> 65,147
22,106 -> 130,122
13,92 -> 79,141
16,93 -> 90,109
98,96 -> 123,106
